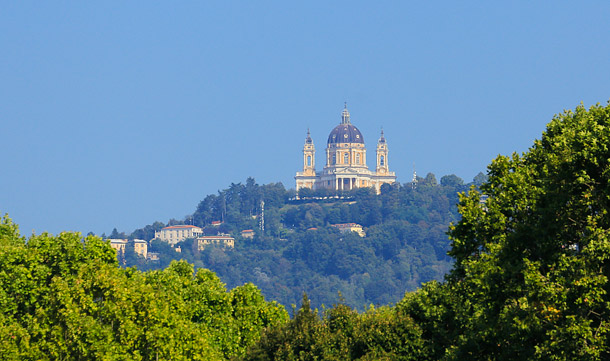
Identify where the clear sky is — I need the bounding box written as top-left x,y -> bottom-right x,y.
2,2 -> 610,236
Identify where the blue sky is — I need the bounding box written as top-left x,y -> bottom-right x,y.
2,2 -> 610,235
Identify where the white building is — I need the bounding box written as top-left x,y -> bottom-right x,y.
109,239 -> 128,255
155,225 -> 203,245
295,105 -> 396,194
133,239 -> 148,259
196,235 -> 235,250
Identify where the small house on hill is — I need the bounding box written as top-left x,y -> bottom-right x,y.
133,239 -> 148,259
196,234 -> 235,250
241,229 -> 255,239
108,239 -> 127,255
331,223 -> 366,237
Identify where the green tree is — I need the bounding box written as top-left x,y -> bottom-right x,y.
421,173 -> 437,186
445,102 -> 610,360
472,171 -> 488,186
0,213 -> 287,360
439,174 -> 463,187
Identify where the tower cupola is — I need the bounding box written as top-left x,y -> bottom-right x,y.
376,128 -> 389,174
302,128 -> 316,175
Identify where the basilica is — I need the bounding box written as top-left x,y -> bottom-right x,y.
295,105 -> 397,193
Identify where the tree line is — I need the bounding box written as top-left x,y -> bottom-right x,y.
4,102 -> 610,359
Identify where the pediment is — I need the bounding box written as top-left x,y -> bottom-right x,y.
335,167 -> 370,174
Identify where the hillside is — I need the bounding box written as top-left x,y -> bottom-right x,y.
5,103 -> 610,360
241,101 -> 610,361
121,173 -> 484,309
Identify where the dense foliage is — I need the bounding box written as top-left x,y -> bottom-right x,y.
243,294 -> 426,361
0,215 -> 287,360
437,102 -> 610,359
125,174 -> 473,310
243,102 -> 610,360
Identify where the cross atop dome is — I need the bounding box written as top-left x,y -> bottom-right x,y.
341,102 -> 351,124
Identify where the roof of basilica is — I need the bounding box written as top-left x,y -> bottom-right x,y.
327,105 -> 365,144
327,123 -> 364,144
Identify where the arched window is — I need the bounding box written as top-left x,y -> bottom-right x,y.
307,155 -> 311,166
356,153 -> 360,164
344,153 -> 349,164
380,155 -> 385,166
332,154 -> 336,165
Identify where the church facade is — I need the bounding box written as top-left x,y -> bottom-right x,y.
295,105 -> 397,193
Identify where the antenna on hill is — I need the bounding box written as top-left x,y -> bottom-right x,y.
412,163 -> 417,189
260,200 -> 265,234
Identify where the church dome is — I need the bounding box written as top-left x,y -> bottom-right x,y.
327,124 -> 364,144
327,104 -> 365,144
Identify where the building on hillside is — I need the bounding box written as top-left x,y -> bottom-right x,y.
155,225 -> 203,245
133,239 -> 148,259
241,229 -> 255,239
331,223 -> 366,237
211,221 -> 222,227
109,239 -> 128,255
147,252 -> 160,261
295,104 -> 397,194
196,234 -> 235,250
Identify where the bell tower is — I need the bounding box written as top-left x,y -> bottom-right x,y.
302,129 -> 316,176
376,129 -> 389,174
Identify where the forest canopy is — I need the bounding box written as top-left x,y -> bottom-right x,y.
0,215 -> 287,360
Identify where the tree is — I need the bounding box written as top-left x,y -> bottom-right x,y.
243,294 -> 323,360
421,173 -> 437,186
131,221 -> 165,241
472,171 -> 488,186
109,227 -> 126,239
445,102 -> 610,359
439,174 -> 463,187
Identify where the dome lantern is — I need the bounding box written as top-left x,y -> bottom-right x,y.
341,102 -> 350,124
327,104 -> 364,145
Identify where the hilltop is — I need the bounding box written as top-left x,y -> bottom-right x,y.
115,173 -> 486,310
